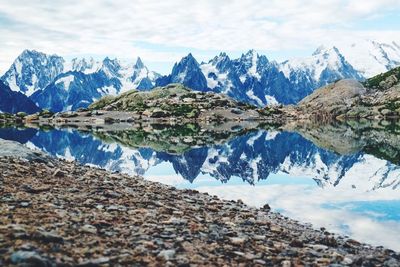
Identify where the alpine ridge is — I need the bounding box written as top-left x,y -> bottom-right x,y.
1,40 -> 400,112
156,47 -> 364,106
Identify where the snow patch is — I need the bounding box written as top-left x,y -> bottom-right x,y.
98,86 -> 118,96
25,74 -> 38,96
246,90 -> 264,106
200,63 -> 232,93
248,52 -> 261,80
56,75 -> 75,90
265,95 -> 279,106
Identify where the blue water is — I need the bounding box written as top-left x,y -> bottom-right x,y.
1,125 -> 399,250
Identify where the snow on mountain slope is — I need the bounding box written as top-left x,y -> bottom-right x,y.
68,57 -> 102,74
1,50 -> 65,96
68,56 -> 160,93
162,48 -> 364,106
337,40 -> 400,78
279,46 -> 363,87
1,50 -> 161,111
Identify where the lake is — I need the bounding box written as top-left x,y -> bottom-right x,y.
1,121 -> 399,251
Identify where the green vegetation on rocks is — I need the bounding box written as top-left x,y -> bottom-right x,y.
363,66 -> 400,90
89,83 -> 261,121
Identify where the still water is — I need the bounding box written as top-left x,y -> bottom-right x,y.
1,122 -> 399,251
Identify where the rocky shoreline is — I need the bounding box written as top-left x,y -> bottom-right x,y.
0,139 -> 399,266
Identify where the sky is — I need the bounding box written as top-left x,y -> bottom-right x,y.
1,0 -> 400,74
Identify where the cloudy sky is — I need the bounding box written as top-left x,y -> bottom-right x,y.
1,0 -> 400,74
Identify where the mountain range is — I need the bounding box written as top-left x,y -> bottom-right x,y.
1,39 -> 399,112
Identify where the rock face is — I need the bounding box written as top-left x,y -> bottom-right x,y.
0,151 -> 399,266
89,83 -> 262,121
294,66 -> 400,120
0,81 -> 41,114
298,79 -> 366,117
156,53 -> 208,91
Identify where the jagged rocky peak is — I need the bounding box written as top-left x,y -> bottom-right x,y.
134,57 -> 145,69
312,45 -> 329,56
100,57 -> 122,77
1,49 -> 65,96
130,57 -> 160,90
70,57 -> 99,73
209,52 -> 232,70
312,45 -> 343,62
154,53 -> 208,91
178,53 -> 200,68
233,49 -> 269,80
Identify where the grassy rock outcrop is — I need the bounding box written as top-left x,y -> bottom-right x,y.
89,84 -> 262,122
295,67 -> 400,120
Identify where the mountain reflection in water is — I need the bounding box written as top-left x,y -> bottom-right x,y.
1,120 -> 399,250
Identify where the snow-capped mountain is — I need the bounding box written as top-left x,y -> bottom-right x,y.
156,48 -> 364,106
0,81 -> 41,114
0,50 -> 161,112
31,56 -> 161,112
337,40 -> 400,78
156,50 -> 293,105
67,56 -> 160,91
201,50 -> 287,105
156,53 -> 208,91
2,40 -> 400,111
1,50 -> 65,96
279,46 -> 363,97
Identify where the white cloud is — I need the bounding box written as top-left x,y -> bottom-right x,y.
0,0 -> 399,73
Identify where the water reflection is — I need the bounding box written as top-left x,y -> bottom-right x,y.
0,121 -> 399,250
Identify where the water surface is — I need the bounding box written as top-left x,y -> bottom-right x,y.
1,121 -> 399,250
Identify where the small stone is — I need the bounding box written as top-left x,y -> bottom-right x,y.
158,249 -> 176,260
230,237 -> 246,245
34,230 -> 64,243
53,169 -> 65,177
81,224 -> 97,234
107,205 -> 127,212
341,257 -> 353,265
19,201 -> 31,208
11,251 -> 50,266
262,204 -> 271,211
78,257 -> 110,266
289,239 -> 303,248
